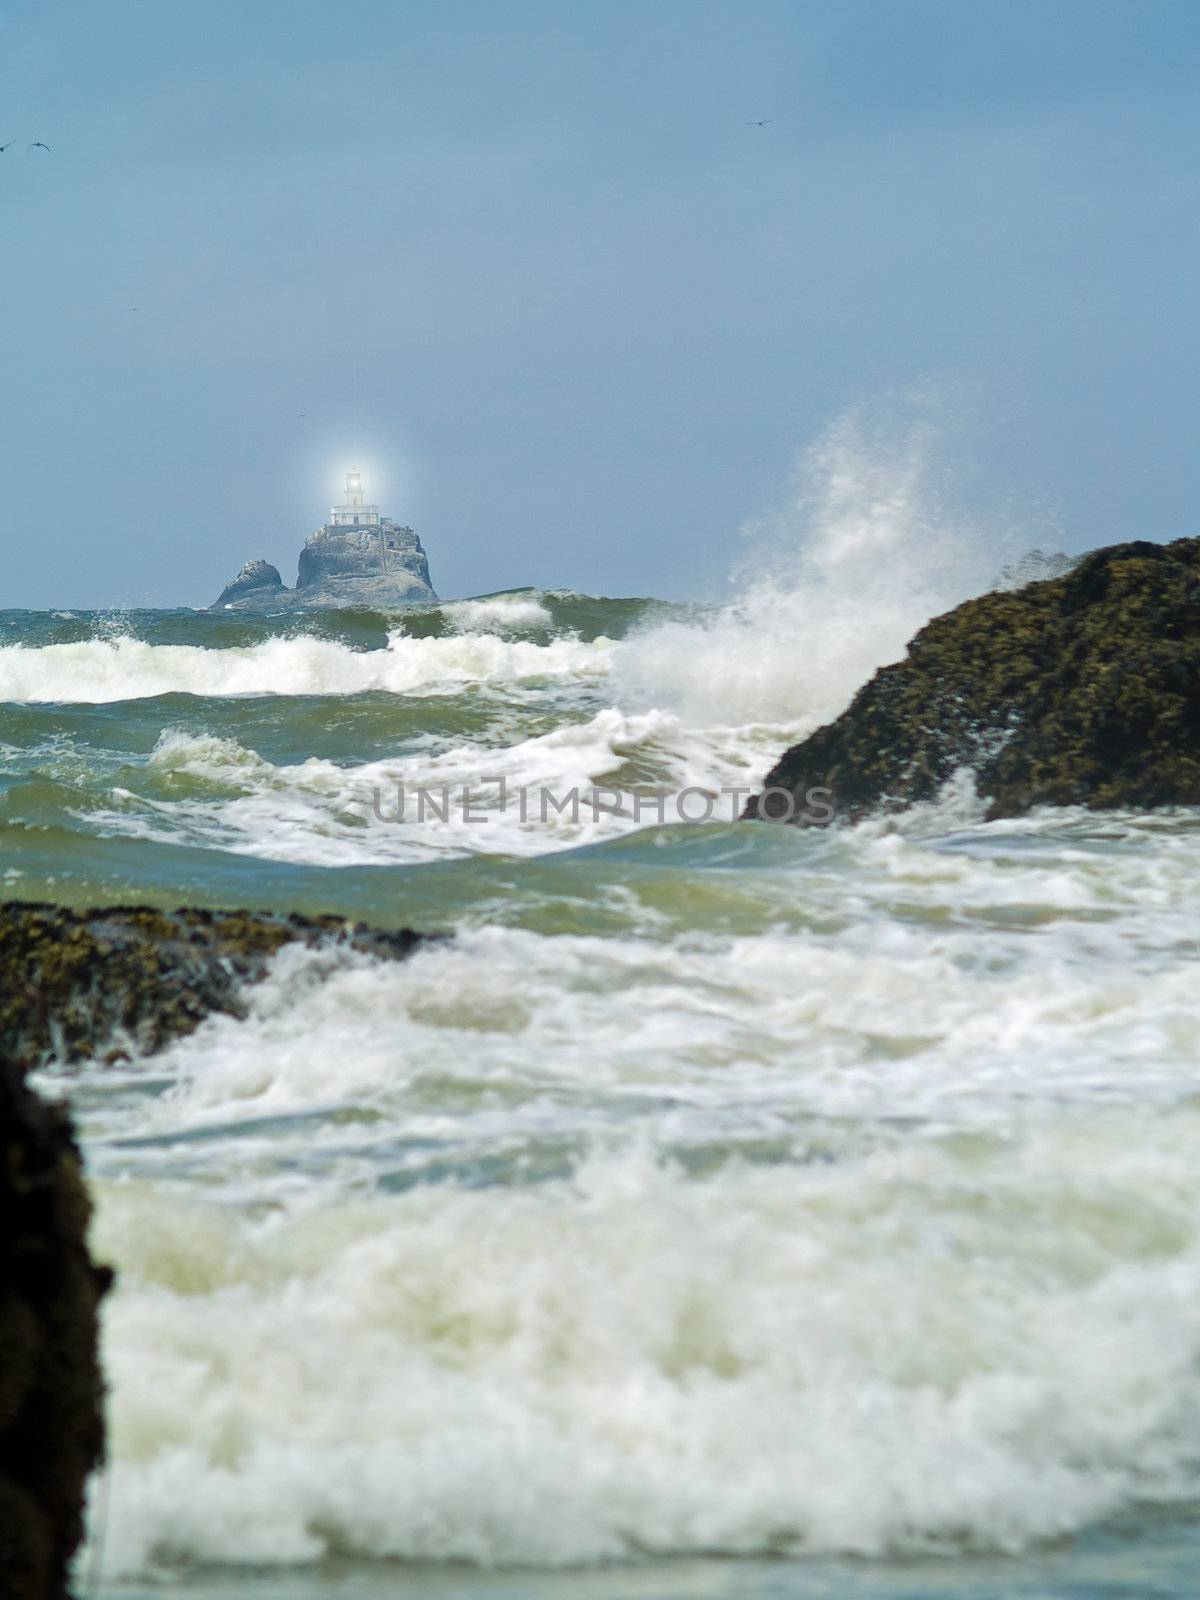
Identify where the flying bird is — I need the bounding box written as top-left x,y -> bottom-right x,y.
745,120 -> 773,127
28,141 -> 52,152
0,141 -> 15,153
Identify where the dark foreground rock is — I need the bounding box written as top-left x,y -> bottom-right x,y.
0,1062 -> 110,1600
749,537 -> 1200,824
0,904 -> 431,1070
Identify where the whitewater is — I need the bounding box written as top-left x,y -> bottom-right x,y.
7,426 -> 1200,1600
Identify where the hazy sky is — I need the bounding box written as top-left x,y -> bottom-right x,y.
2,0 -> 1199,607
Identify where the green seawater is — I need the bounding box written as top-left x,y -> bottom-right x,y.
3,596 -> 1200,1600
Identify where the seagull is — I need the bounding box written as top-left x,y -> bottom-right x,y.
0,141 -> 15,153
28,141 -> 52,152
745,119 -> 773,127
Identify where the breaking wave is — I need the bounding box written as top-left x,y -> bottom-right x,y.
0,628 -> 613,704
444,592 -> 556,633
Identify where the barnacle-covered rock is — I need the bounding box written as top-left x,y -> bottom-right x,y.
749,537 -> 1200,823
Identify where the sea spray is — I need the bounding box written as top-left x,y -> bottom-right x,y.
614,404 -> 1005,731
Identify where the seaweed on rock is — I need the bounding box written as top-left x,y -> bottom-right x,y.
748,537 -> 1200,824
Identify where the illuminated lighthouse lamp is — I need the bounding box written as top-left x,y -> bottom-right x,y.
329,467 -> 382,528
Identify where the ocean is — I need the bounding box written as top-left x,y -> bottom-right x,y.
5,515 -> 1200,1598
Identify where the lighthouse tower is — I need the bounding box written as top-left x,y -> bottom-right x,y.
330,467 -> 381,528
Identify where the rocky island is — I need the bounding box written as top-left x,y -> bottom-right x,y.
212,468 -> 437,609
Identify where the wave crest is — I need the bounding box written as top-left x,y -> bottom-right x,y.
0,629 -> 613,704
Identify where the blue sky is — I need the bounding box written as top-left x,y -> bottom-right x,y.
2,0 -> 1198,606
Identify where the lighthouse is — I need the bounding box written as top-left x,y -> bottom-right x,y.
211,465 -> 437,607
330,467 -> 381,528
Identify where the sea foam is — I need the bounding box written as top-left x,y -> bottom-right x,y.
90,1115 -> 1200,1574
68,814 -> 1200,1578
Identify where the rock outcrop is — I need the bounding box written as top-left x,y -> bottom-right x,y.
0,904 -> 432,1070
748,537 -> 1200,824
211,527 -> 437,610
0,1062 -> 109,1600
211,558 -> 285,609
293,522 -> 435,607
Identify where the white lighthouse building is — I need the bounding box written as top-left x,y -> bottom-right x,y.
329,467 -> 381,528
